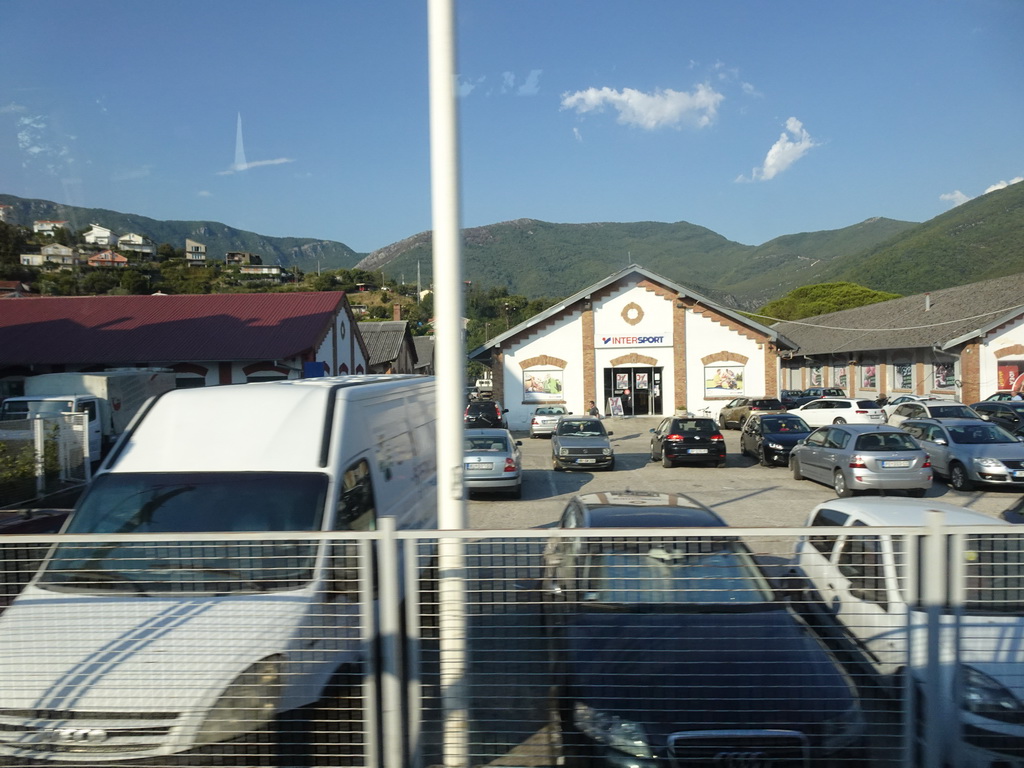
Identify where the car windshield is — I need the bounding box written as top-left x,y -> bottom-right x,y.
760,416 -> 809,432
466,435 -> 508,452
582,544 -> 773,608
948,424 -> 1015,444
854,432 -> 919,451
38,472 -> 328,595
929,405 -> 976,418
753,399 -> 783,408
557,420 -> 606,436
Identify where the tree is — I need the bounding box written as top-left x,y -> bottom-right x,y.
756,282 -> 902,322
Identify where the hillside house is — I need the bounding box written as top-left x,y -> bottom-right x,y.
87,250 -> 128,268
357,320 -> 419,374
83,224 -> 119,247
239,264 -> 282,280
225,251 -> 262,265
33,220 -> 69,236
0,291 -> 369,389
185,239 -> 207,267
41,243 -> 81,267
118,232 -> 156,256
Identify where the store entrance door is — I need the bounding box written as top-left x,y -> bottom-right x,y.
603,367 -> 663,416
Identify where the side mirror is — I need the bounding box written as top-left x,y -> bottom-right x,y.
979,414 -> 990,421
515,440 -> 523,446
933,437 -> 948,446
606,431 -> 614,436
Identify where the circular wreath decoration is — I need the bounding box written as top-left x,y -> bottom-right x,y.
621,302 -> 644,326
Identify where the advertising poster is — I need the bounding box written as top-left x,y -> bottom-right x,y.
894,364 -> 913,389
998,364 -> 1021,391
615,372 -> 630,391
523,369 -> 564,403
832,366 -> 848,388
704,365 -> 744,395
862,365 -> 877,389
934,362 -> 955,389
635,372 -> 649,390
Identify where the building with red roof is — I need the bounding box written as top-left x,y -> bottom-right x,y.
0,292 -> 368,391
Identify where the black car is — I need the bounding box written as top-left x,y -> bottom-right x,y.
648,416 -> 725,468
464,399 -> 509,429
542,492 -> 865,767
739,412 -> 813,467
971,400 -> 1024,432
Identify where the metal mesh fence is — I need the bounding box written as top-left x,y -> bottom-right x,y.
0,415 -> 89,506
0,525 -> 1020,767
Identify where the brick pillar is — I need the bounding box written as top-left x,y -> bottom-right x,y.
764,344 -> 779,397
960,343 -> 980,403
673,300 -> 687,412
582,303 -> 596,407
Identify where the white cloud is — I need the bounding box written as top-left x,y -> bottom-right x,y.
572,127 -> 582,142
940,177 -> 1022,207
518,69 -> 541,96
501,72 -> 515,92
984,176 -> 1024,194
940,190 -> 970,206
738,117 -> 818,182
560,83 -> 724,130
457,75 -> 485,98
0,102 -> 27,114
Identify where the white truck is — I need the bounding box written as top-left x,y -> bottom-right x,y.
0,375 -> 438,765
0,370 -> 176,459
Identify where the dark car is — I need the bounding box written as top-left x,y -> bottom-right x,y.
551,415 -> 614,471
972,400 -> 1024,432
739,412 -> 812,467
717,397 -> 785,430
791,387 -> 847,408
542,491 -> 865,767
464,399 -> 508,429
648,416 -> 725,468
779,389 -> 805,410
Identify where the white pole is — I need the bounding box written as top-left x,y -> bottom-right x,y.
427,1 -> 469,766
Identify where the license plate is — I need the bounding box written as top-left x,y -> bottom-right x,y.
882,460 -> 910,468
465,463 -> 493,471
688,448 -> 709,454
577,458 -> 596,464
869,414 -> 884,420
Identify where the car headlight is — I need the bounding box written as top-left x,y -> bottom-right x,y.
602,448 -> 612,456
573,702 -> 654,759
972,457 -> 1005,470
767,441 -> 785,450
961,666 -> 1024,723
195,656 -> 283,745
819,702 -> 864,752
559,447 -> 568,456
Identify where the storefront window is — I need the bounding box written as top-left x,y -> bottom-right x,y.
933,362 -> 955,390
832,365 -> 847,388
809,365 -> 823,387
893,363 -> 913,390
861,363 -> 877,389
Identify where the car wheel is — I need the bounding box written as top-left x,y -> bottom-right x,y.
650,441 -> 658,462
950,462 -> 973,492
791,458 -> 804,480
662,451 -> 673,468
832,417 -> 847,425
715,459 -> 726,468
907,488 -> 926,498
719,415 -> 729,430
510,481 -> 522,500
833,470 -> 854,498
739,416 -> 748,430
758,447 -> 769,467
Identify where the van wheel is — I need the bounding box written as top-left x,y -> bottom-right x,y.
833,470 -> 854,498
276,670 -> 364,767
950,462 -> 973,492
791,458 -> 804,480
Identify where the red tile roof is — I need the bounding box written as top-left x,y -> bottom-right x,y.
0,292 -> 349,366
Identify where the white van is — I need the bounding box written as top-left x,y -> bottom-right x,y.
0,375 -> 436,764
795,498 -> 1024,767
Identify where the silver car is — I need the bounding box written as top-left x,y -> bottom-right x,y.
529,405 -> 570,438
900,417 -> 1024,491
551,415 -> 615,471
464,428 -> 523,498
789,423 -> 932,498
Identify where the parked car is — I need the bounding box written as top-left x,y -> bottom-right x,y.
779,389 -> 805,409
717,396 -> 785,430
791,386 -> 847,408
795,497 -> 1024,767
740,412 -> 813,467
880,393 -> 934,419
787,397 -> 886,427
885,398 -> 979,427
971,400 -> 1024,432
648,416 -> 725,468
551,415 -> 614,471
984,391 -> 1017,401
543,491 -> 865,767
900,417 -> 1024,491
464,399 -> 508,429
529,405 -> 570,438
790,423 -> 932,497
463,428 -> 522,498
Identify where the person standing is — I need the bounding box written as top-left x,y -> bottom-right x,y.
588,400 -> 601,417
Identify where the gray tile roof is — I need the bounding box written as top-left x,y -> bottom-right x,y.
772,273 -> 1024,355
357,321 -> 413,367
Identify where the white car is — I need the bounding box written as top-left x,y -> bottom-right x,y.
885,398 -> 980,427
786,397 -> 885,427
880,393 -> 934,419
795,498 -> 1024,768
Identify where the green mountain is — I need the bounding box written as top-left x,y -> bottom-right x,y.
0,195 -> 362,273
357,216 -> 917,308
818,181 -> 1024,294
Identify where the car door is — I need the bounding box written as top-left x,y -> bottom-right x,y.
741,416 -> 761,455
797,400 -> 831,428
651,417 -> 671,458
906,422 -> 952,476
795,427 -> 830,481
821,533 -> 904,673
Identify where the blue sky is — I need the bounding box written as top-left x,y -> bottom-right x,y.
3,0 -> 1022,255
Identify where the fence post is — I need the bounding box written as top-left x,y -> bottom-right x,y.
376,516 -> 405,768
33,418 -> 46,497
921,509 -> 946,768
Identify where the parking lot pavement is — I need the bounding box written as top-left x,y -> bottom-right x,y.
468,415 -> 1024,532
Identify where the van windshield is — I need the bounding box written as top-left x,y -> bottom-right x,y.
0,400 -> 74,420
38,472 -> 328,595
